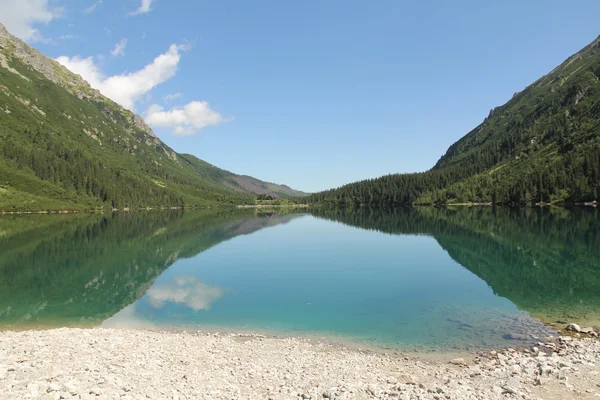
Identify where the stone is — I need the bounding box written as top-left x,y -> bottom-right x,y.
90,387 -> 103,396
47,382 -> 62,392
502,378 -> 521,396
566,323 -> 582,333
449,358 -> 467,366
581,327 -> 598,336
28,383 -> 40,397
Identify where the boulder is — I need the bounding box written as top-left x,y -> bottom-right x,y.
566,323 -> 581,333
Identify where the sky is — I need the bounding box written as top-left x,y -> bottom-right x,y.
1,0 -> 599,193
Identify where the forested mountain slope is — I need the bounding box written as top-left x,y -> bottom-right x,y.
308,35 -> 600,206
0,24 -> 302,211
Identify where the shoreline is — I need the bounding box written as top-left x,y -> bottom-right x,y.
236,204 -> 311,209
0,204 -> 311,214
1,327 -> 599,399
0,322 -> 504,361
2,202 -> 598,214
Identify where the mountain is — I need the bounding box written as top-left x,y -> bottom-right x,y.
0,24 -> 304,212
308,35 -> 600,206
179,154 -> 307,198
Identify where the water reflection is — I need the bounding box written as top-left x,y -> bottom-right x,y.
1,206 -> 599,350
312,207 -> 600,327
0,209 -> 302,328
146,276 -> 225,311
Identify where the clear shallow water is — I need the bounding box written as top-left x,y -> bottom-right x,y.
1,208 -> 599,351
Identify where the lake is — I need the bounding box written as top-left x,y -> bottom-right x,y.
1,207 -> 599,352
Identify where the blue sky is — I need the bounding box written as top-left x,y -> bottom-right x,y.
1,1 -> 600,192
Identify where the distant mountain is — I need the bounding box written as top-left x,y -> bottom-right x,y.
0,24 -> 305,212
308,35 -> 600,206
180,154 -> 307,198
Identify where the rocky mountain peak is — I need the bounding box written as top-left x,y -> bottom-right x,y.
0,24 -> 163,145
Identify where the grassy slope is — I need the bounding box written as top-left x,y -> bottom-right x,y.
418,36 -> 600,203
0,52 -> 256,210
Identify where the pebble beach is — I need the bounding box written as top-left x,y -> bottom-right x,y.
1,328 -> 600,400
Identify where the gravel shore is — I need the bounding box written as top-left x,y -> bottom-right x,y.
1,328 -> 599,400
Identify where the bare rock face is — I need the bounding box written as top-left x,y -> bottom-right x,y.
133,114 -> 157,138
0,23 -> 175,159
0,23 -> 98,101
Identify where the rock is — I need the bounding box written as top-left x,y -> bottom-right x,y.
90,387 -> 102,396
503,333 -> 528,341
27,383 -> 40,397
502,378 -> 521,396
581,327 -> 598,336
64,381 -> 80,396
566,323 -> 582,333
534,376 -> 547,386
47,382 -> 62,392
449,358 -> 467,366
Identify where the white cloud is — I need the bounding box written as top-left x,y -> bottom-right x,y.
145,101 -> 229,136
55,54 -> 104,86
129,0 -> 153,15
110,38 -> 128,57
56,44 -> 185,111
0,0 -> 61,42
101,303 -> 156,329
84,0 -> 103,14
60,34 -> 74,40
146,276 -> 224,311
164,93 -> 182,102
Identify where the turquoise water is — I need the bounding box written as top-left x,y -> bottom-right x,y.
2,208 -> 599,351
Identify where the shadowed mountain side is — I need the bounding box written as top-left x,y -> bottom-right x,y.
310,207 -> 600,327
0,210 -> 304,328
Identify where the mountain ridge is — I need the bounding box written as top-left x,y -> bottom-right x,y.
0,24 -> 305,211
308,34 -> 600,206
